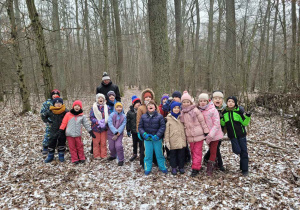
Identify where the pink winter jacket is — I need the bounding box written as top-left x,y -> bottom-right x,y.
180,105 -> 210,143
199,102 -> 224,144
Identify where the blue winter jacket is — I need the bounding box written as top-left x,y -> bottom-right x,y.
138,111 -> 166,139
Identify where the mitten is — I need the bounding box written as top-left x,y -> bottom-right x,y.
112,135 -> 118,140
152,135 -> 160,141
204,133 -> 208,137
245,112 -> 251,117
143,132 -> 149,140
137,132 -> 143,141
89,130 -> 96,138
165,142 -> 170,150
205,136 -> 212,145
97,119 -> 106,128
127,132 -> 131,137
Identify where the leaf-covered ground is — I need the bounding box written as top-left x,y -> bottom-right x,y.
0,88 -> 299,209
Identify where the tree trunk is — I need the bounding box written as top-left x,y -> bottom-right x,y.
148,0 -> 170,103
112,0 -> 124,95
214,0 -> 223,90
25,0 -> 54,99
206,0 -> 214,91
7,0 -> 31,113
281,0 -> 288,92
298,5 -> 300,87
290,0 -> 297,87
174,0 -> 185,92
192,0 -> 200,97
225,0 -> 237,96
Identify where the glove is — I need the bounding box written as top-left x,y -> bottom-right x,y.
167,97 -> 173,102
204,133 -> 208,137
89,130 -> 96,138
165,142 -> 170,150
205,136 -> 212,145
143,132 -> 149,140
112,135 -> 118,140
137,132 -> 143,141
56,129 -> 64,139
97,119 -> 106,129
245,112 -> 251,117
152,135 -> 160,141
127,132 -> 131,137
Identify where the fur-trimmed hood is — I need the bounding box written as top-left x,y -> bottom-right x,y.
141,88 -> 155,105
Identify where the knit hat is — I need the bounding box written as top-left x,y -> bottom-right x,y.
51,89 -> 60,97
198,93 -> 209,101
146,100 -> 157,109
102,72 -> 110,81
144,92 -> 153,99
132,95 -> 141,106
115,102 -> 123,109
213,91 -> 224,98
73,100 -> 83,109
96,93 -> 106,102
170,101 -> 181,118
161,94 -> 169,104
181,91 -> 193,103
172,91 -> 182,99
52,97 -> 63,105
226,96 -> 238,107
107,90 -> 116,97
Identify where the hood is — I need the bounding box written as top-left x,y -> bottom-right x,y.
141,88 -> 155,105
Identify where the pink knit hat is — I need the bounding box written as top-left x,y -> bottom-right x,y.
181,91 -> 193,103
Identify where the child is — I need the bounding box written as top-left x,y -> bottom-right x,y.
107,91 -> 117,111
40,89 -> 60,155
162,91 -> 182,113
180,91 -> 209,177
221,96 -> 251,176
107,102 -> 127,166
136,88 -> 160,168
158,94 -> 169,118
90,93 -> 109,159
138,100 -> 167,175
59,100 -> 96,164
42,97 -> 68,163
164,102 -> 186,175
198,93 -> 224,176
203,90 -> 226,171
126,95 -> 142,161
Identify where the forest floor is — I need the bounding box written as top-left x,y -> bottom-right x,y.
0,87 -> 299,209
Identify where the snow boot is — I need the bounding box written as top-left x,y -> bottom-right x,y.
58,152 -> 65,162
79,160 -> 85,164
118,161 -> 124,166
179,168 -> 185,174
145,171 -> 151,176
107,156 -> 116,161
191,169 -> 199,177
171,168 -> 177,175
129,154 -> 137,162
161,169 -> 168,174
44,152 -> 54,163
206,160 -> 215,176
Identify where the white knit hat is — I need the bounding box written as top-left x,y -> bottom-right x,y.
198,93 -> 209,101
102,72 -> 111,81
212,91 -> 224,98
96,93 -> 106,102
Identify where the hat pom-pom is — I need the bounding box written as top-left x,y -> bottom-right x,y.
183,91 -> 188,94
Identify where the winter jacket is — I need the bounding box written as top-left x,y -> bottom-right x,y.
164,114 -> 186,150
220,107 -> 251,139
180,105 -> 209,143
138,111 -> 166,139
108,111 -> 127,135
41,105 -> 68,138
199,102 -> 224,142
96,81 -> 121,102
60,110 -> 92,137
136,89 -> 161,131
158,104 -> 168,118
90,104 -> 109,133
126,105 -> 138,134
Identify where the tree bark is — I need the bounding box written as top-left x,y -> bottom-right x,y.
192,0 -> 200,97
25,0 -> 54,99
206,0 -> 214,91
148,0 -> 170,103
290,0 -> 297,87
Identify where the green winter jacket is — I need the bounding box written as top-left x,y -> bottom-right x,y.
220,107 -> 251,139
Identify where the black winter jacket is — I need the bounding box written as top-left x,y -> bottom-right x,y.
96,81 -> 121,102
126,105 -> 137,134
41,108 -> 68,138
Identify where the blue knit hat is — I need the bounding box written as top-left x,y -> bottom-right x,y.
52,97 -> 63,105
170,101 -> 181,111
161,95 -> 169,104
172,91 -> 182,99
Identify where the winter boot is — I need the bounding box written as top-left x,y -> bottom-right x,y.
179,168 -> 185,174
44,152 -> 54,163
79,160 -> 85,164
107,156 -> 116,161
161,169 -> 168,174
242,171 -> 249,177
206,160 -> 215,176
42,146 -> 48,155
129,154 -> 137,162
171,168 -> 177,175
118,161 -> 124,166
191,169 -> 199,177
58,152 -> 65,162
145,171 -> 151,176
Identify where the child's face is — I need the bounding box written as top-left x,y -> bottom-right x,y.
109,95 -> 115,101
116,106 -> 122,113
213,97 -> 223,107
182,100 -> 191,107
173,97 -> 181,102
147,104 -> 155,112
199,99 -> 208,107
227,99 -> 235,108
144,96 -> 152,102
98,97 -> 104,105
74,105 -> 81,111
172,106 -> 180,114
52,94 -> 59,99
134,102 -> 141,109
54,102 -> 62,108
162,98 -> 167,104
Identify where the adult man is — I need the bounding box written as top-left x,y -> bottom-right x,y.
96,72 -> 121,102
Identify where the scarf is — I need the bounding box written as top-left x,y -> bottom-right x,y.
198,103 -> 209,111
70,109 -> 83,115
171,111 -> 180,119
50,104 -> 66,114
93,102 -> 109,124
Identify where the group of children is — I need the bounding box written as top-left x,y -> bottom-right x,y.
40,88 -> 251,177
